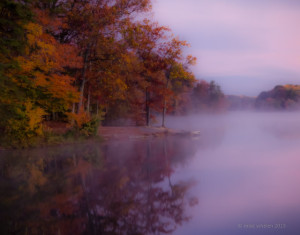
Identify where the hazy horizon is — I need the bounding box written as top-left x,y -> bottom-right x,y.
153,0 -> 300,96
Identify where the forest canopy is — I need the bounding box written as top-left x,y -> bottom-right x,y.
0,0 -> 223,147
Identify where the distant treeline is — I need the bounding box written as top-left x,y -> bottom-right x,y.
255,85 -> 300,110
226,84 -> 300,111
184,80 -> 226,114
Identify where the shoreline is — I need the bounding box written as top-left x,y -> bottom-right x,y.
99,126 -> 200,140
0,126 -> 200,150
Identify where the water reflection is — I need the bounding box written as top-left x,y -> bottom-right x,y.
169,112 -> 300,235
0,137 -> 198,235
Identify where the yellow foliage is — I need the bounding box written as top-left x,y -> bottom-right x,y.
24,101 -> 45,136
48,74 -> 79,101
18,23 -> 56,74
283,84 -> 300,91
5,101 -> 45,147
24,23 -> 43,46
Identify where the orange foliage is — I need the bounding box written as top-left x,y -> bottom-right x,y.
16,14 -> 82,113
67,111 -> 91,128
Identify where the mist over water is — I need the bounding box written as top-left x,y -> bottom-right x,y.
166,111 -> 300,235
1,111 -> 300,234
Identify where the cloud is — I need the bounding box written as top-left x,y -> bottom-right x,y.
185,27 -> 262,52
152,0 -> 300,95
220,0 -> 300,7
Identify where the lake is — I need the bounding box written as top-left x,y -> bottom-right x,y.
1,112 -> 300,234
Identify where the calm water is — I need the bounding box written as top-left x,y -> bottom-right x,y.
1,112 -> 300,234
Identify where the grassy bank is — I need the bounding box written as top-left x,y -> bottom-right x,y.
0,123 -> 201,150
0,118 -> 102,149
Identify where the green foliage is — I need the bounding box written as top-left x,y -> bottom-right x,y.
0,0 -> 32,56
43,129 -> 65,145
1,102 -> 45,148
79,117 -> 101,137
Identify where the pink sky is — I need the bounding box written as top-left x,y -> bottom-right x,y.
152,0 -> 300,96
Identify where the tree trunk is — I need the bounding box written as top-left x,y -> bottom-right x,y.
77,47 -> 90,113
162,79 -> 170,127
70,103 -> 76,125
162,99 -> 166,127
72,102 -> 76,113
174,98 -> 178,115
78,79 -> 85,113
87,87 -> 91,114
96,100 -> 99,117
146,88 -> 150,126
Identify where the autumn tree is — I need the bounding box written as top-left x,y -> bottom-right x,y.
122,20 -> 169,125
159,39 -> 196,127
0,1 -> 82,146
0,0 -> 200,146
61,0 -> 152,114
0,0 -> 39,146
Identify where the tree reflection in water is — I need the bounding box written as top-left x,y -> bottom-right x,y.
0,137 -> 199,234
